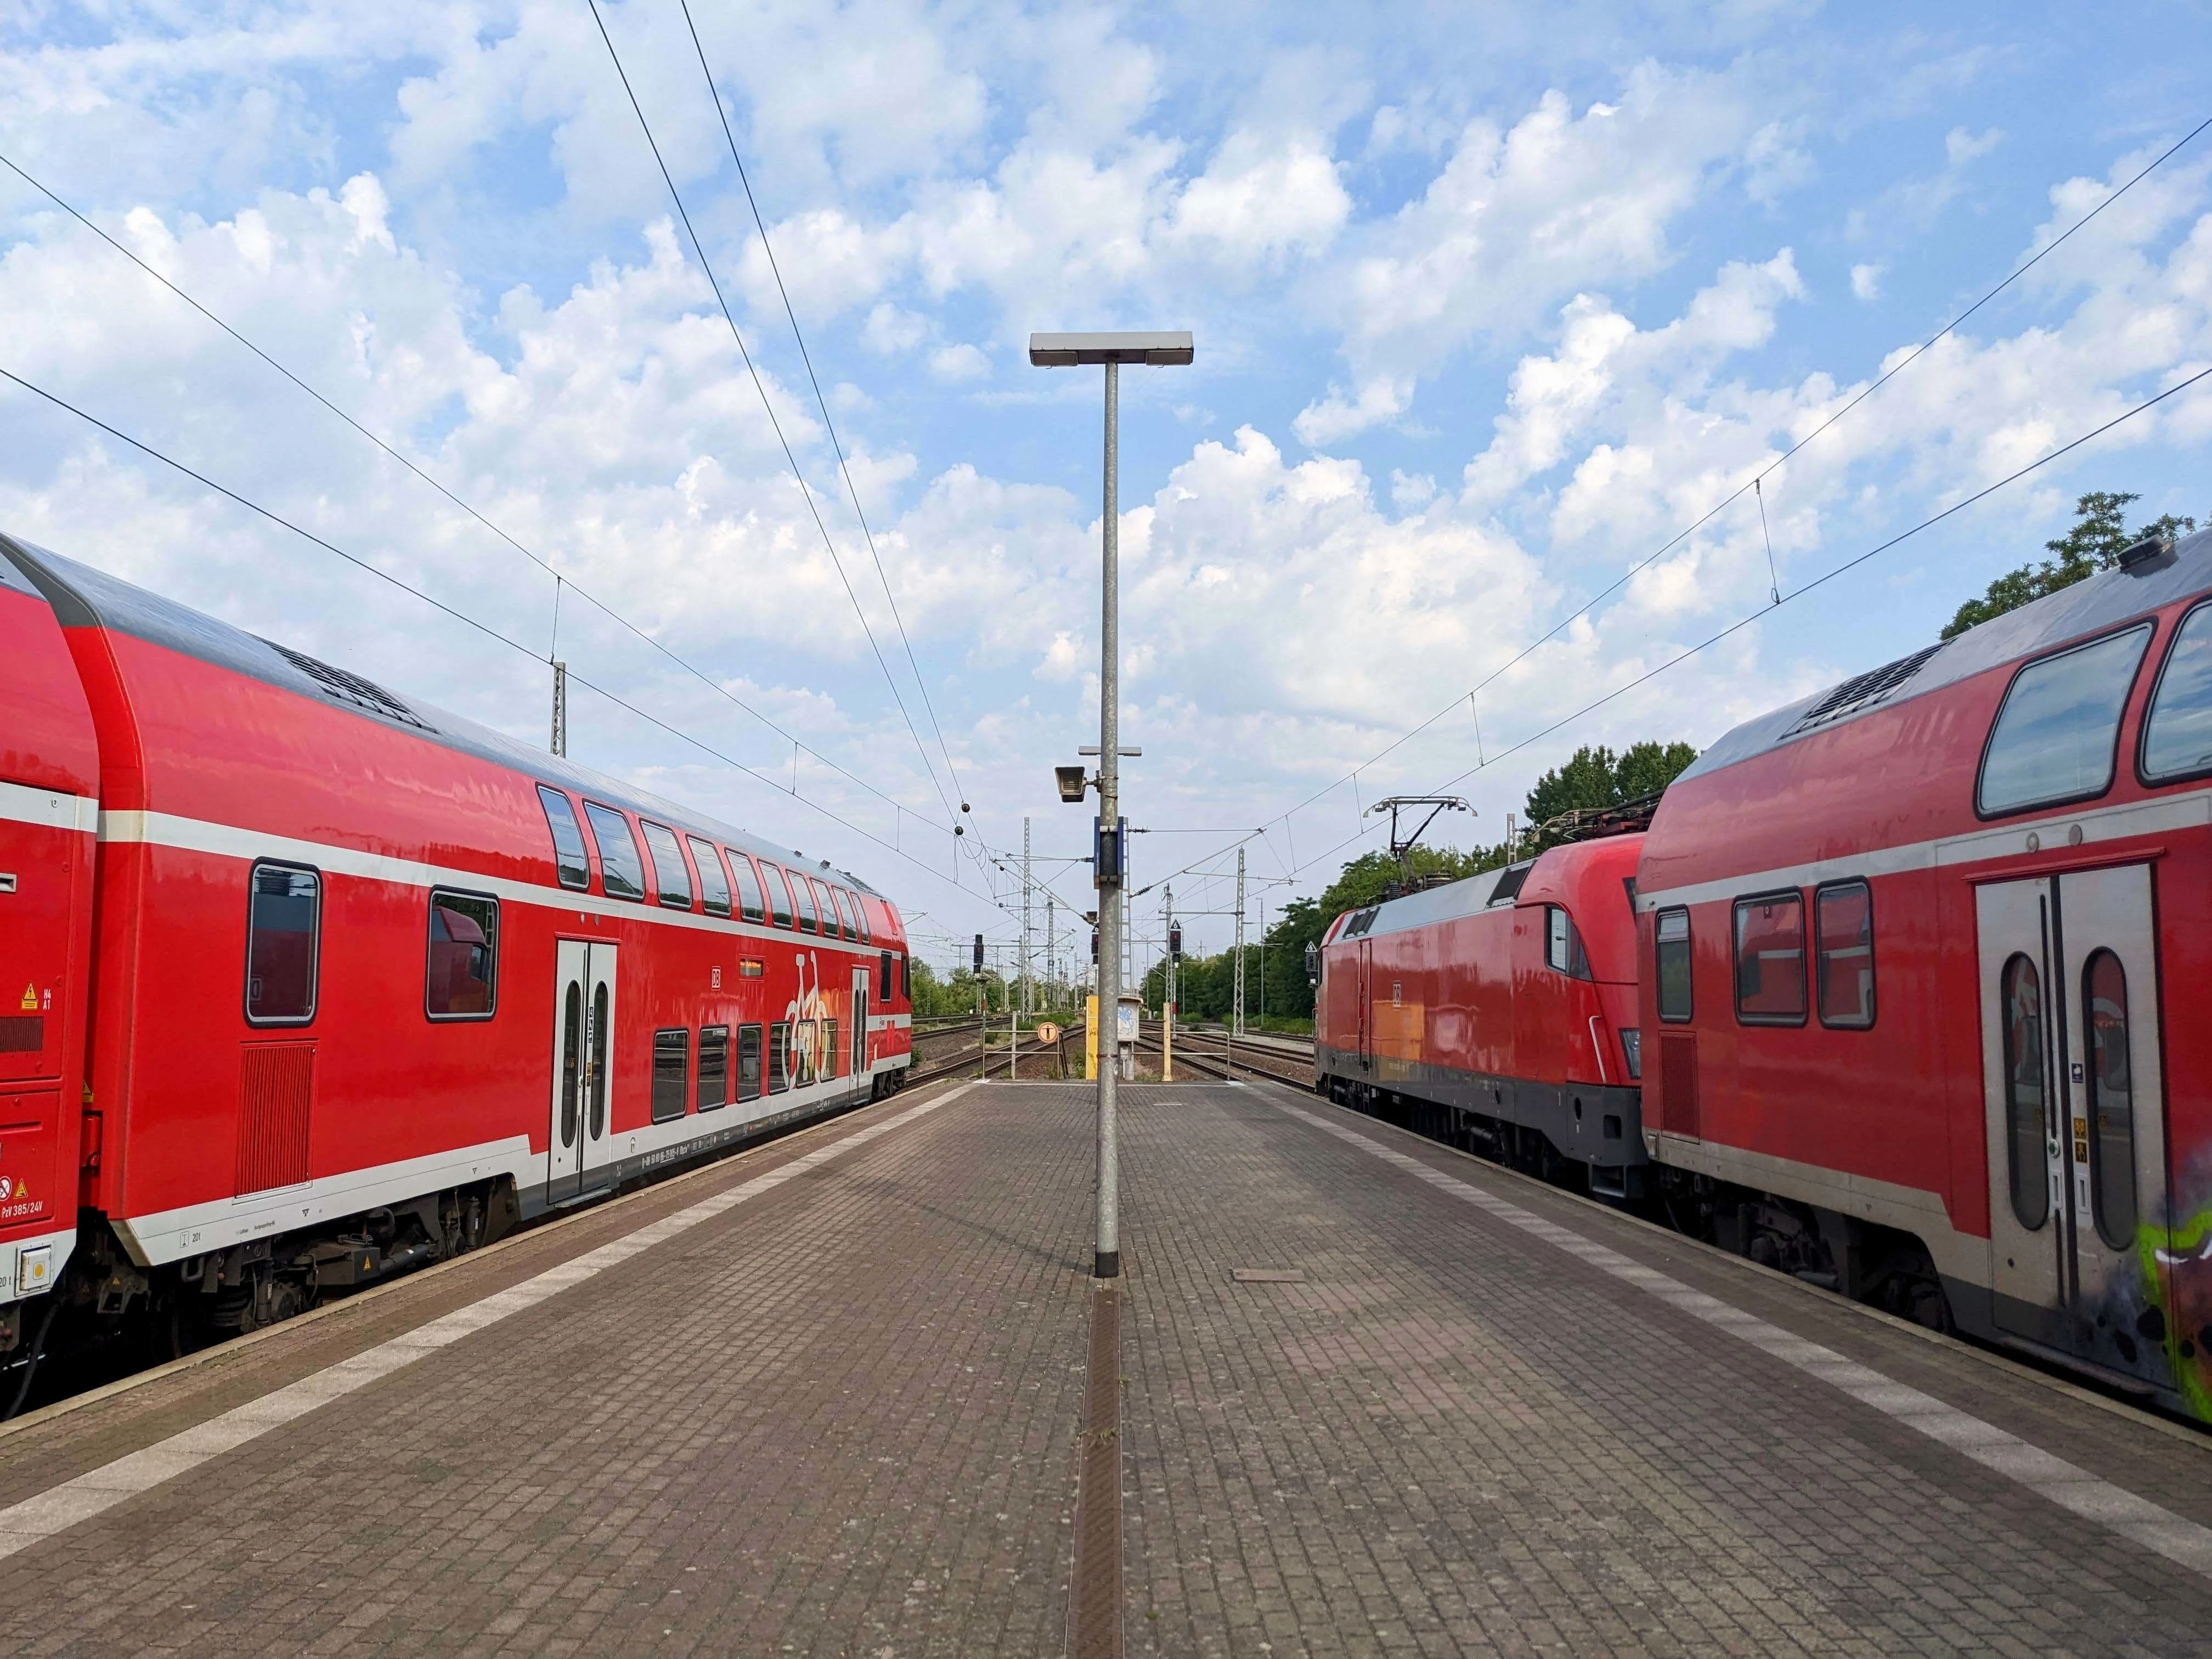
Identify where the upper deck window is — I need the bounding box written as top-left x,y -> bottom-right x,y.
832,887 -> 859,941
1977,625 -> 2152,816
639,820 -> 693,909
1734,892 -> 1806,1025
853,895 -> 872,944
764,865 -> 795,928
791,873 -> 821,934
727,850 -> 768,923
689,837 -> 732,918
583,803 -> 647,901
537,786 -> 591,891
2141,601 -> 2212,782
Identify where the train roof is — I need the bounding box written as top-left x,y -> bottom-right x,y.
0,534 -> 885,899
1681,525 -> 2212,785
1329,833 -> 1640,945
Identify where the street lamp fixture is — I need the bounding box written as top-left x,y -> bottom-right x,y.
1030,327 -> 1193,1281
1055,765 -> 1089,803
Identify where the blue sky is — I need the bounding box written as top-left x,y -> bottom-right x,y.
4,1 -> 2211,975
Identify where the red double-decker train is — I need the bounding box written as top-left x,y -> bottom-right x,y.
1319,527 -> 2212,1418
0,534 -> 912,1397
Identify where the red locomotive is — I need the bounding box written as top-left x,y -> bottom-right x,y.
1320,527 -> 2212,1418
0,534 -> 912,1393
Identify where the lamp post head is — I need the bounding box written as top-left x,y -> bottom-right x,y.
1029,331 -> 1194,367
1055,765 -> 1089,803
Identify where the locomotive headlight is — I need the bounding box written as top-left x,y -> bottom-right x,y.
1619,1027 -> 1641,1081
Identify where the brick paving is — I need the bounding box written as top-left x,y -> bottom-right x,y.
1118,1081 -> 2212,1658
3,1076 -> 2211,1655
0,1081 -> 1094,1656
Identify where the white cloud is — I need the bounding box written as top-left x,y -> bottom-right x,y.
928,342 -> 991,381
1850,261 -> 1883,301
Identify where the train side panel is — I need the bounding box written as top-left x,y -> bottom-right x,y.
0,558 -> 97,1318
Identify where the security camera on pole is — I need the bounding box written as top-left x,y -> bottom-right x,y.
1034,328 -> 1193,1282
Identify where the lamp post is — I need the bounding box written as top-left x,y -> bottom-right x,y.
1032,329 -> 1193,1281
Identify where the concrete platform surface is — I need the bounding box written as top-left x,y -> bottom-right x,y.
0,1076 -> 2208,1657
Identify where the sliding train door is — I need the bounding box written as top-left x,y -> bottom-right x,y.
548,940 -> 619,1205
1976,867 -> 2170,1384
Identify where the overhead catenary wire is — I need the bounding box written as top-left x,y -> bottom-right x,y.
1240,358 -> 2212,890
1150,112 -> 2212,895
0,147 -> 955,844
584,0 -> 969,849
675,0 -> 974,835
0,362 -> 1003,904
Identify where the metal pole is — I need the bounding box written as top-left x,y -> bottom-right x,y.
1096,359 -> 1121,1279
1021,816 -> 1033,1017
1233,847 -> 1246,1037
1163,885 -> 1175,1084
1046,897 -> 1056,1012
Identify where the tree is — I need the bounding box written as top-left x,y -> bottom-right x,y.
1522,740 -> 1699,847
1942,492 -> 2199,640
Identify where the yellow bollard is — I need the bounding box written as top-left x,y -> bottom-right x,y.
1163,1000 -> 1174,1082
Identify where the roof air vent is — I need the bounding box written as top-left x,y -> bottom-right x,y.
2118,534 -> 2176,573
1786,641 -> 1946,737
261,639 -> 434,731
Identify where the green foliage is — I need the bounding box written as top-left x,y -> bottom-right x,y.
1521,740 -> 1699,848
1942,492 -> 2199,641
908,958 -> 1011,1016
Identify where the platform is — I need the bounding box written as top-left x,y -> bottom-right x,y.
4,1077 -> 2212,1655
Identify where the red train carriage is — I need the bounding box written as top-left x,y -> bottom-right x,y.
0,533 -> 912,1370
1638,527 -> 2212,1414
1315,833 -> 1647,1190
0,554 -> 97,1345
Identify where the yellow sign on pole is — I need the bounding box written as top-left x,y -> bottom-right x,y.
1085,994 -> 1099,1081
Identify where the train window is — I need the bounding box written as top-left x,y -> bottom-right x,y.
651,1028 -> 689,1122
880,951 -> 894,1002
2083,949 -> 2137,1248
698,1025 -> 729,1111
2001,954 -> 2050,1231
902,956 -> 912,1000
1977,623 -> 2152,816
2141,601 -> 2212,781
1544,907 -> 1593,980
558,983 -> 583,1148
727,850 -> 768,923
583,803 -> 647,901
1655,909 -> 1691,1023
537,786 -> 591,891
827,888 -> 853,940
689,837 -> 732,918
245,861 -> 321,1025
823,1019 -> 839,1079
769,1022 -> 792,1092
425,889 -> 499,1020
736,1024 -> 764,1103
838,888 -> 861,941
1733,892 -> 1806,1024
761,863 -> 794,928
1814,882 -> 1875,1030
791,874 -> 821,934
639,820 -> 693,909
853,895 -> 872,944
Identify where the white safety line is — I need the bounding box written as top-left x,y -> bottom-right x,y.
1271,1093 -> 2212,1583
0,1082 -> 977,1561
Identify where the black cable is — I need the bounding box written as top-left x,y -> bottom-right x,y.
1261,358 -> 2212,887
677,0 -> 974,830
0,363 -> 1001,900
0,148 -> 951,841
1172,112 -> 2212,883
584,0 -> 964,840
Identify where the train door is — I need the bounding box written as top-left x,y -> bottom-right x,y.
1356,940 -> 1373,1070
851,967 -> 871,1084
547,940 -> 619,1204
1976,867 -> 2169,1381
